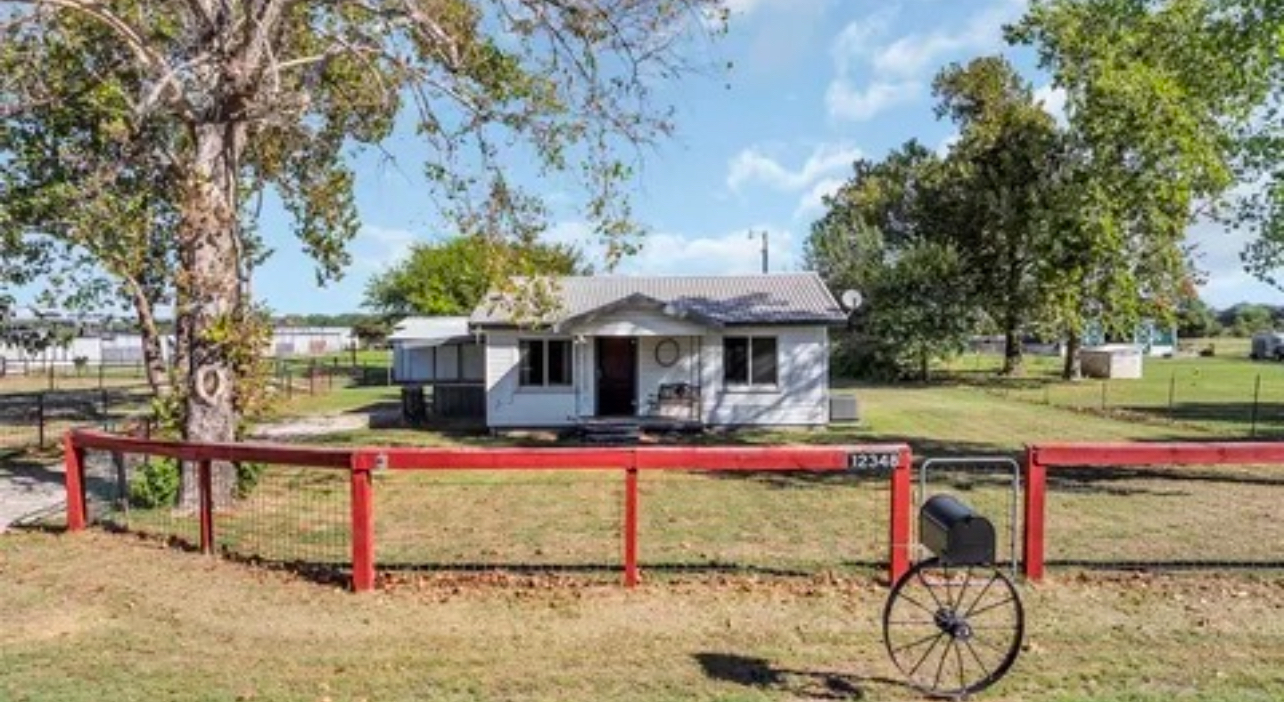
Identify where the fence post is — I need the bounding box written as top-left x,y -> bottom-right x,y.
98,361 -> 105,392
37,393 -> 46,449
1022,447 -> 1046,582
1167,371 -> 1176,422
350,452 -> 377,592
888,446 -> 914,584
1250,374 -> 1262,438
624,464 -> 640,588
64,433 -> 88,531
198,459 -> 214,555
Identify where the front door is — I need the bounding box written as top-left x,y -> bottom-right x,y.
596,337 -> 637,416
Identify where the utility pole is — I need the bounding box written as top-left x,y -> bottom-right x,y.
749,230 -> 768,273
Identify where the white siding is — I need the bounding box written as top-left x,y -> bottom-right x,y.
568,309 -> 708,337
637,336 -> 700,417
485,331 -> 581,427
393,344 -> 435,382
701,326 -> 829,426
482,325 -> 831,428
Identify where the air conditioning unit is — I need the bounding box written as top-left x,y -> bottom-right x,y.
829,395 -> 859,422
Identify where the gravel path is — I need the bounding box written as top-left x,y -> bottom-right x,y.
0,457 -> 64,532
248,412 -> 372,439
0,411 -> 386,531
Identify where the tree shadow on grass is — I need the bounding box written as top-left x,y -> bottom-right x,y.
693,652 -> 909,700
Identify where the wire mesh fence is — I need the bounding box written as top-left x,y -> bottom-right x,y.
916,458 -> 1021,573
0,360 -> 152,392
66,436 -> 910,589
638,470 -> 887,578
80,448 -> 350,577
0,387 -> 152,451
985,368 -> 1284,439
373,470 -> 621,579
1044,462 -> 1284,569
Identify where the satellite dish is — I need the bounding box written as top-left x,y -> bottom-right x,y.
840,289 -> 864,311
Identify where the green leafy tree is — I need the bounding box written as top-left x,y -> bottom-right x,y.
1176,296 -> 1222,338
806,144 -> 978,380
365,235 -> 586,317
2,1 -> 727,501
1,21 -> 179,394
1010,0 -> 1266,377
931,56 -> 1064,376
1227,303 -> 1274,337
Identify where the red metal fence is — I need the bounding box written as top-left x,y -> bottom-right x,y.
65,430 -> 914,591
1023,441 -> 1284,581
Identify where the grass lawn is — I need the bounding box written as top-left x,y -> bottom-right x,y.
938,341 -> 1284,439
1,532 -> 1281,702
5,357 -> 1284,701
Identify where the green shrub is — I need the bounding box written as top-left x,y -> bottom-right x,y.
129,458 -> 180,508
234,462 -> 266,499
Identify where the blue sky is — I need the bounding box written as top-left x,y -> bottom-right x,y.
245,0 -> 1280,313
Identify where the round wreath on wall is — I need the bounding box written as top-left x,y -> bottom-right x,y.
654,338 -> 680,367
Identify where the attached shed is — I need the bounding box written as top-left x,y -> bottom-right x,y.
389,317 -> 484,383
388,317 -> 486,420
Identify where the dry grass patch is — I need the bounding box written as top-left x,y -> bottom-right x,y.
1,533 -> 1282,702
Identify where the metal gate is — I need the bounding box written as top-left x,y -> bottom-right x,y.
917,456 -> 1021,578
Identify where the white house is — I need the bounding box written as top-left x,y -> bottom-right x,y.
469,273 -> 848,429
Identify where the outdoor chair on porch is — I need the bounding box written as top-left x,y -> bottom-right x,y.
645,382 -> 700,421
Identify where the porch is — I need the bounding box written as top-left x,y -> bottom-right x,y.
578,334 -> 706,424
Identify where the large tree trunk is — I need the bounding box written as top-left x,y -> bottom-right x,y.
176,122 -> 242,510
1001,313 -> 1024,376
123,279 -> 170,396
1061,328 -> 1082,381
1000,253 -> 1025,376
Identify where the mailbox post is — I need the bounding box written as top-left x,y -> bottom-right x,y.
881,494 -> 1024,698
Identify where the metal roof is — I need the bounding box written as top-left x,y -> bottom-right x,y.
387,316 -> 473,346
470,273 -> 847,327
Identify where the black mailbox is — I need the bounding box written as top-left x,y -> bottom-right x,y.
919,494 -> 996,566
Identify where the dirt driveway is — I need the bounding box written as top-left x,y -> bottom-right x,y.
0,458 -> 63,532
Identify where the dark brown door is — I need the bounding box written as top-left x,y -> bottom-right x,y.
596,337 -> 637,416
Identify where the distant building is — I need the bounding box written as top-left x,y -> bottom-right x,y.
268,327 -> 355,357
1083,319 -> 1177,357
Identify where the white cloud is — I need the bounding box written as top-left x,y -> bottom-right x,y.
623,227 -> 798,276
936,130 -> 960,157
1034,84 -> 1068,123
871,0 -> 1022,78
352,225 -> 418,271
825,79 -> 921,122
726,141 -> 861,193
829,7 -> 898,74
541,222 -> 799,276
825,0 -> 1026,122
725,0 -> 827,17
1184,215 -> 1282,306
794,177 -> 845,220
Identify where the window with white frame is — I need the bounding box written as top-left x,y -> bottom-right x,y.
519,339 -> 572,387
723,336 -> 778,387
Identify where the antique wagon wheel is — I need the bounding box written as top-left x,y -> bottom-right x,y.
882,558 -> 1024,698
